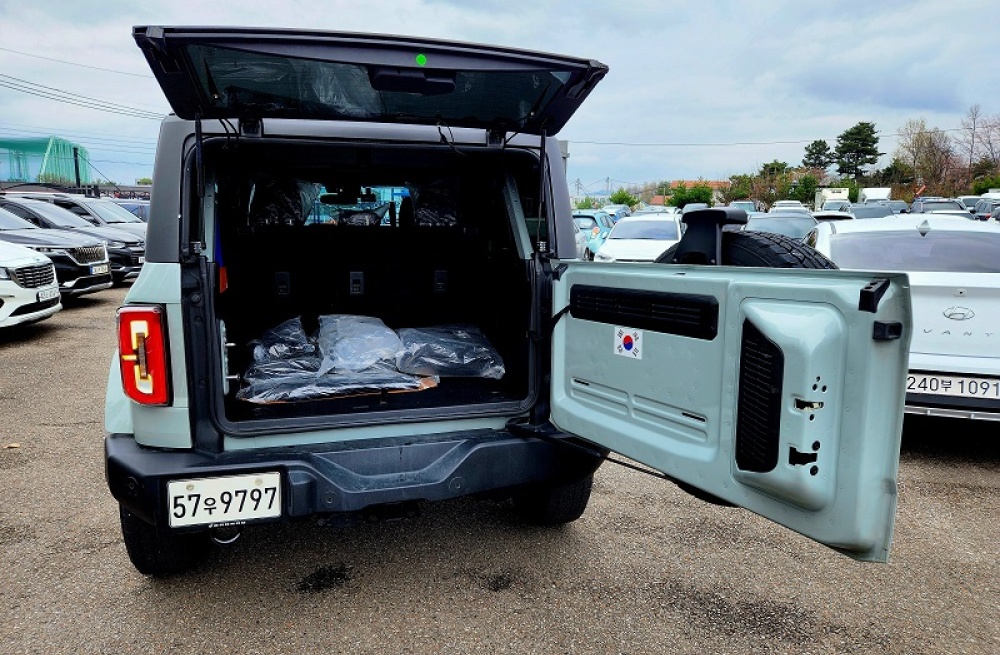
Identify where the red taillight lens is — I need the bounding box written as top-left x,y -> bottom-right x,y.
117,306 -> 170,406
591,227 -> 600,237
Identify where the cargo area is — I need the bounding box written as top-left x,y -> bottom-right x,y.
204,140 -> 543,425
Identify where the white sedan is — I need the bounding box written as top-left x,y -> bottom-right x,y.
593,216 -> 683,262
805,216 -> 1000,421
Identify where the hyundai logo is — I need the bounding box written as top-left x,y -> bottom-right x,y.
943,306 -> 975,320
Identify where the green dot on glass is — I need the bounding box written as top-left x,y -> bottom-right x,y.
415,53 -> 427,67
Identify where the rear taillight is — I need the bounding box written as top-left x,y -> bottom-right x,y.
592,227 -> 600,237
117,306 -> 170,405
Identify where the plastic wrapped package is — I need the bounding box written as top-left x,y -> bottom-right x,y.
243,357 -> 321,383
395,325 -> 505,379
249,317 -> 317,363
317,314 -> 402,374
236,365 -> 437,404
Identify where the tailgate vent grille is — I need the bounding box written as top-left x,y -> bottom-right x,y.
736,320 -> 783,472
569,285 -> 718,340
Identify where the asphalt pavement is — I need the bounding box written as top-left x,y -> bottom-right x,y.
1,287 -> 997,655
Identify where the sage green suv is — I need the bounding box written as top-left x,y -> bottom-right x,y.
105,26 -> 912,576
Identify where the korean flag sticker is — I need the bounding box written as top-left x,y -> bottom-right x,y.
614,326 -> 642,359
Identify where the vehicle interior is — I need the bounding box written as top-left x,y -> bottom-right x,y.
203,140 -> 546,425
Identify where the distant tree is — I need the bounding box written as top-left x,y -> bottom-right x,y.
976,114 -> 1000,167
136,177 -> 153,185
667,182 -> 713,208
971,157 -> 997,180
894,118 -> 955,193
835,122 -> 882,181
608,187 -> 638,207
720,174 -> 753,204
839,178 -> 860,203
895,118 -> 928,173
783,174 -> 818,205
575,196 -> 596,210
972,175 -> 1000,195
954,105 -> 982,168
802,140 -> 834,170
871,158 -> 914,186
759,160 -> 789,178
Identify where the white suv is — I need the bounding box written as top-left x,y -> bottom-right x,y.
0,241 -> 61,328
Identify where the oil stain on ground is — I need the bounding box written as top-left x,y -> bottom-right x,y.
481,570 -> 515,592
297,563 -> 353,593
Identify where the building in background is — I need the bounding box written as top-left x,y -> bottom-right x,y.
0,137 -> 91,185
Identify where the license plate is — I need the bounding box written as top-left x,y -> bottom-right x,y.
167,472 -> 281,528
37,287 -> 59,302
907,372 -> 1000,399
138,256 -> 145,264
90,263 -> 110,275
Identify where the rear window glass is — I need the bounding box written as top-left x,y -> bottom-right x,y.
84,201 -> 144,224
850,205 -> 893,219
920,201 -> 964,212
187,44 -> 572,131
830,231 -> 1000,272
609,220 -> 679,240
746,217 -> 815,238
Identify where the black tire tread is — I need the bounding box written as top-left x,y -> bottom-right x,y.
119,506 -> 210,577
514,474 -> 594,526
661,230 -> 837,269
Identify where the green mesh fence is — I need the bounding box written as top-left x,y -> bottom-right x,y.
0,137 -> 91,185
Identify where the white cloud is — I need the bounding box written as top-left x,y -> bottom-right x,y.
0,0 -> 996,186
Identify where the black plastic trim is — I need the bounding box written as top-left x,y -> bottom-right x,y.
105,428 -> 603,531
859,278 -> 890,313
735,320 -> 784,473
569,284 -> 718,340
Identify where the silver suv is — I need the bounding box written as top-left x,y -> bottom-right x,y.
105,26 -> 912,576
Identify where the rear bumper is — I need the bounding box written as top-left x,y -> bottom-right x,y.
905,395 -> 1000,422
105,429 -> 603,530
61,273 -> 113,296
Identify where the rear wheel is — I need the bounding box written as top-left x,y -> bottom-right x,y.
513,474 -> 594,526
659,230 -> 836,269
119,506 -> 211,577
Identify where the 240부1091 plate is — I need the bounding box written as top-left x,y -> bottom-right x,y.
167,472 -> 281,528
907,372 -> 1000,400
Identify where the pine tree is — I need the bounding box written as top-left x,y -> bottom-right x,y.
802,140 -> 833,170
835,122 -> 882,181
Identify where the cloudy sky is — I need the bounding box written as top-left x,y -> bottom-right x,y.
1,0 -> 997,194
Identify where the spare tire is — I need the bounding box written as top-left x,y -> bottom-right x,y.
657,230 -> 837,269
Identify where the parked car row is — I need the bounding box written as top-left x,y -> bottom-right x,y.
0,192 -> 145,329
572,200 -> 998,424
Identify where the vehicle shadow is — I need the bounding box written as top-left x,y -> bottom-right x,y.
136,495 -> 593,602
901,414 -> 1000,464
0,319 -> 60,345
60,288 -> 127,310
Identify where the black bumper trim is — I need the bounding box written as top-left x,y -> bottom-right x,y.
105,429 -> 602,531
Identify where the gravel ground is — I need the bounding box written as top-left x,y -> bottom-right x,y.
0,287 -> 997,655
